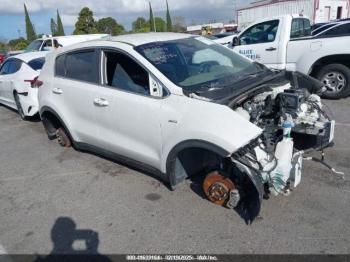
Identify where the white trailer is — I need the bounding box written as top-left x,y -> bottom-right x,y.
237,0 -> 350,29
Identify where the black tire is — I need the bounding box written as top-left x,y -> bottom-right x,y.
13,92 -> 28,120
316,63 -> 350,99
56,127 -> 72,148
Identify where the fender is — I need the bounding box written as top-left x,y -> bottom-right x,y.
40,106 -> 75,143
166,139 -> 230,189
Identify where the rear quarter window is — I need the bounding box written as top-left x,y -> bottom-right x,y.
55,54 -> 66,77
28,57 -> 45,71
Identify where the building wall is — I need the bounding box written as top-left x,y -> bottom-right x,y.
237,0 -> 350,30
315,0 -> 349,23
237,0 -> 314,29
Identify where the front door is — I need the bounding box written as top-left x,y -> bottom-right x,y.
234,19 -> 282,68
94,49 -> 163,169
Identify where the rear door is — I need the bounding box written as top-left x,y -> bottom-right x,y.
52,49 -> 101,145
0,61 -> 10,101
234,19 -> 283,68
92,48 -> 163,169
0,59 -> 22,106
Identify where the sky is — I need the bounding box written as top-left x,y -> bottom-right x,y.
0,0 -> 247,41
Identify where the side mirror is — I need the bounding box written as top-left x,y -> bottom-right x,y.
232,36 -> 240,47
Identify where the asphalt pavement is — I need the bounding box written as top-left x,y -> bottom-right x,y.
0,99 -> 349,254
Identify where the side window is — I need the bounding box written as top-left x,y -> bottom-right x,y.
7,60 -> 22,74
28,57 -> 45,71
240,20 -> 279,45
65,50 -> 99,83
42,40 -> 52,48
0,61 -> 10,75
104,51 -> 150,96
291,18 -> 311,38
55,55 -> 66,77
323,23 -> 350,37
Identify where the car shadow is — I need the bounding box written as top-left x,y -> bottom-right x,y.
189,173 -> 261,225
77,147 -> 172,191
34,217 -> 112,262
0,104 -> 41,122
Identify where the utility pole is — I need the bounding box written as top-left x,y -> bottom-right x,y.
233,0 -> 238,23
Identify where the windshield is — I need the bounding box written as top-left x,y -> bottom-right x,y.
135,37 -> 265,90
25,40 -> 43,52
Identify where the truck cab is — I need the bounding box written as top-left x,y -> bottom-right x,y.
232,15 -> 350,99
232,15 -> 311,70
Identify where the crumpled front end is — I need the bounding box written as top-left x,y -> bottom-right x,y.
199,71 -> 335,220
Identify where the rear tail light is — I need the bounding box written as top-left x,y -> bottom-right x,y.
24,76 -> 43,88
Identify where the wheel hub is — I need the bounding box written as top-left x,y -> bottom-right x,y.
203,171 -> 235,206
322,71 -> 346,93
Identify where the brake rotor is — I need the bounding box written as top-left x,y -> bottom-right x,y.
203,171 -> 235,206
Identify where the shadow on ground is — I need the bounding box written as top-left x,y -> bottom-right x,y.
34,217 -> 111,262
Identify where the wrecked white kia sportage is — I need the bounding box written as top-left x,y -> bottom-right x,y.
38,33 -> 335,217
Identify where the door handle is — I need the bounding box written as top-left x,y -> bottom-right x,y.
266,47 -> 277,51
93,98 -> 109,107
52,88 -> 63,95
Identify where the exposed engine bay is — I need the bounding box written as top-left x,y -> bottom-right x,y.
189,71 -> 336,215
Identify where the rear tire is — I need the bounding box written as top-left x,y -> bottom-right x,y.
317,63 -> 350,99
56,127 -> 72,148
14,92 -> 28,120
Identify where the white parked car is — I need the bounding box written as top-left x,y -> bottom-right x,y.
25,34 -> 109,53
38,33 -> 334,215
0,52 -> 47,119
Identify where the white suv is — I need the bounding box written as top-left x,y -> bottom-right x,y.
38,33 -> 334,213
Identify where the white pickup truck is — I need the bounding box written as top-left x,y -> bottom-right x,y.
232,15 -> 350,99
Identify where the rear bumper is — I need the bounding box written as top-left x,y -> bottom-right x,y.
18,88 -> 39,116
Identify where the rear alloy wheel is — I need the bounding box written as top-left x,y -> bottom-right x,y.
14,92 -> 28,120
56,127 -> 72,148
317,64 -> 350,99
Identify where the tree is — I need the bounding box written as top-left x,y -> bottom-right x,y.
0,42 -> 7,52
173,16 -> 186,32
97,17 -> 125,36
24,4 -> 36,41
56,10 -> 65,36
166,0 -> 172,32
132,17 -> 150,33
154,17 -> 166,32
73,7 -> 98,35
50,18 -> 58,36
8,38 -> 29,50
149,2 -> 155,32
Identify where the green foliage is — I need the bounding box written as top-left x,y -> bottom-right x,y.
154,17 -> 166,32
73,7 -> 98,35
97,17 -> 125,35
8,38 -> 29,50
132,17 -> 150,33
14,41 -> 28,50
0,42 -> 7,52
166,0 -> 173,32
50,18 -> 58,36
24,4 -> 37,41
149,2 -> 155,32
56,10 -> 65,36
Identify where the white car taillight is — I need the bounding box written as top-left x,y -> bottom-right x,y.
24,76 -> 43,88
